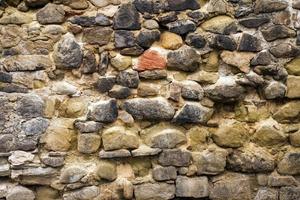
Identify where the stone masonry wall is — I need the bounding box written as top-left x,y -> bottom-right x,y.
0,0 -> 300,199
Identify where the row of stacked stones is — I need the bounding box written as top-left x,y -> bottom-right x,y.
1,0 -> 300,199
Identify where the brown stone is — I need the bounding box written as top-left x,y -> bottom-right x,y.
160,31 -> 183,50
135,50 -> 167,71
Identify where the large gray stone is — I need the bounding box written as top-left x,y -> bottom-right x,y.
63,186 -> 100,200
152,166 -> 177,181
158,149 -> 191,167
87,99 -> 118,123
6,186 -> 35,200
113,3 -> 140,30
175,176 -> 209,198
123,97 -> 175,121
36,3 -> 65,24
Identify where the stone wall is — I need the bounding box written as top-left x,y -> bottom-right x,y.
0,0 -> 300,199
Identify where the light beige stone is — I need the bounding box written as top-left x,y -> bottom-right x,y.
160,31 -> 183,50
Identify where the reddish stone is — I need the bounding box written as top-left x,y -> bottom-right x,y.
136,50 -> 167,71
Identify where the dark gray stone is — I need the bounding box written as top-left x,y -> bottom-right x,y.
25,0 -> 49,7
123,97 -> 175,121
261,25 -> 296,42
116,70 -> 140,88
251,51 -> 272,66
139,69 -> 167,80
0,134 -> 15,152
81,50 -> 97,74
95,13 -> 112,26
166,0 -> 200,11
167,46 -> 199,72
152,166 -> 177,181
172,103 -> 213,124
108,85 -> 131,99
279,187 -> 300,200
255,64 -> 288,80
181,80 -> 204,100
22,117 -> 49,136
120,46 -> 144,56
270,43 -> 300,58
0,83 -> 28,93
185,33 -> 206,49
36,3 -> 65,24
166,19 -> 196,35
74,120 -> 103,133
133,0 -> 163,14
157,11 -> 178,24
87,99 -> 118,123
238,33 -> 262,52
94,76 -> 116,93
254,0 -> 288,13
210,34 -> 237,51
69,16 -> 96,27
113,3 -> 141,30
17,94 -> 44,119
114,30 -> 136,48
136,30 -> 160,49
239,16 -> 270,28
158,149 -> 191,167
0,72 -> 12,83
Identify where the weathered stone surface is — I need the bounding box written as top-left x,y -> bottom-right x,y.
238,33 -> 262,52
53,33 -> 83,69
111,54 -> 132,71
99,149 -> 131,158
210,173 -> 252,200
239,16 -> 270,28
273,101 -> 300,123
60,166 -> 86,184
94,76 -> 116,93
193,147 -> 228,175
123,97 -> 175,121
133,0 -> 162,14
158,149 -> 191,167
160,31 -> 183,50
41,155 -> 64,167
114,30 -> 136,48
290,130 -> 300,147
285,57 -> 300,75
176,176 -> 209,198
136,50 -> 166,71
74,120 -> 103,133
286,76 -> 300,98
205,77 -> 246,102
152,166 -> 177,181
139,69 -> 167,80
268,172 -> 298,187
227,144 -> 275,173
137,30 -> 160,48
261,25 -> 296,42
254,188 -> 278,200
8,151 -> 34,166
188,71 -> 219,84
173,103 -> 214,124
78,134 -> 101,153
83,27 -> 113,45
37,3 -> 65,24
212,121 -> 248,148
0,11 -> 32,25
253,118 -> 287,146
87,99 -> 118,123
17,94 -> 44,118
279,187 -> 300,200
166,19 -> 196,35
51,81 -> 78,96
81,50 -> 97,74
108,85 -> 131,99
63,186 -> 100,200
201,15 -> 235,34
254,0 -> 288,13
131,145 -> 162,157
181,80 -> 204,100
25,0 -> 49,7
116,70 -> 140,88
102,126 -> 139,150
2,55 -> 51,72
6,186 -> 35,200
134,183 -> 175,200
210,34 -> 237,51
113,3 -> 140,30
185,33 -> 206,49
263,81 -> 286,99
166,0 -> 200,11
96,161 -> 117,181
278,152 -> 300,175
270,43 -> 300,58
251,51 -> 272,66
167,46 -> 199,72
221,51 -> 255,73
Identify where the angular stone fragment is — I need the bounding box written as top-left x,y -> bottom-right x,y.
99,149 -> 131,158
166,0 -> 200,11
279,187 -> 300,200
96,161 -> 117,181
188,71 -> 219,84
108,85 -> 131,99
273,101 -> 300,123
82,50 -> 97,74
2,55 -> 51,72
285,57 -> 300,75
201,15 -> 235,34
185,33 -> 206,49
263,81 -> 286,99
53,33 -> 83,69
261,25 -> 296,42
286,76 -> 300,98
181,80 -> 204,100
268,172 -> 298,187
83,27 -> 113,45
160,31 -> 183,50
17,94 -> 44,118
69,16 -> 96,27
239,16 -> 270,28
210,35 -> 237,51
136,50 -> 166,71
41,155 -> 64,167
270,43 -> 300,58
254,0 -> 288,13
158,149 -> 191,167
137,30 -> 160,49
94,76 -> 116,93
131,145 -> 162,157
114,30 -> 136,48
51,81 -> 78,96
123,97 -> 175,121
221,51 -> 255,73
63,186 -> 100,200
102,126 -> 139,151
87,99 -> 118,123
134,183 -> 175,200
74,120 -> 103,133
0,134 -> 16,152
133,0 -> 162,14
210,173 -> 252,200
227,144 -> 275,173
113,3 -> 140,30
212,120 -> 248,148
6,186 -> 35,200
8,151 -> 34,166
166,19 -> 196,35
78,134 -> 101,153
60,166 -> 86,183
193,148 -> 228,175
111,54 -> 132,71
139,69 -> 167,80
152,166 -> 177,181
167,46 -> 199,72
251,51 -> 272,66
37,3 -> 65,24
176,176 -> 209,198
254,188 -> 278,200
116,70 -> 139,88
238,33 -> 262,52
173,103 -> 213,124
205,77 -> 246,102
278,152 -> 300,175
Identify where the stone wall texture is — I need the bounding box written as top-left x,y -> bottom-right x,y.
1,0 -> 300,199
